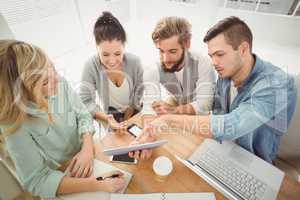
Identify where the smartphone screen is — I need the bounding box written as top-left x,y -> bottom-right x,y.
111,154 -> 137,164
127,124 -> 142,138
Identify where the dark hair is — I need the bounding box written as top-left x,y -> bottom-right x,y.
203,16 -> 253,51
93,11 -> 126,45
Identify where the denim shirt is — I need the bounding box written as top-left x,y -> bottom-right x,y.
210,55 -> 297,163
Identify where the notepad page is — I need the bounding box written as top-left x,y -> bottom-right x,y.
110,192 -> 216,200
92,159 -> 132,193
55,159 -> 132,200
50,192 -> 110,200
163,193 -> 215,200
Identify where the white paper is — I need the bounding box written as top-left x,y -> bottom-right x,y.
111,193 -> 216,200
56,159 -> 132,200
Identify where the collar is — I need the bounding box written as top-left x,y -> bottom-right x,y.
238,54 -> 264,89
26,101 -> 47,117
181,50 -> 190,71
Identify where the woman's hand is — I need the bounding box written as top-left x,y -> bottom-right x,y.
107,115 -> 127,133
96,171 -> 126,193
124,107 -> 135,120
67,134 -> 94,178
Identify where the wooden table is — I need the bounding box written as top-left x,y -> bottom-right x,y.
95,114 -> 300,200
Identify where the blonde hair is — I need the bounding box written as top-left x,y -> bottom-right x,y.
152,16 -> 192,46
0,40 -> 52,142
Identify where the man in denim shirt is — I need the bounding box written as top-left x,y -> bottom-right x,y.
131,16 -> 297,163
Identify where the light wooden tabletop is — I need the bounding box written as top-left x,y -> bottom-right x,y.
95,114 -> 300,200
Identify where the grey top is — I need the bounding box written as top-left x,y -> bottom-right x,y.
79,53 -> 144,115
144,51 -> 216,114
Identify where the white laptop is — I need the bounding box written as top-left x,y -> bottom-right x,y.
176,139 -> 284,200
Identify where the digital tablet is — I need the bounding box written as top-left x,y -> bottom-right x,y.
103,140 -> 168,156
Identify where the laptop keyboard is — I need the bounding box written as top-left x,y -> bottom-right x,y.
194,148 -> 267,200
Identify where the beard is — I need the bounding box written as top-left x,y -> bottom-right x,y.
162,50 -> 185,73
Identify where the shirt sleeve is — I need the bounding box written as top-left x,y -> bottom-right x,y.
131,58 -> 144,110
79,60 -> 102,116
142,64 -> 162,114
64,78 -> 95,136
5,127 -> 64,198
190,56 -> 216,114
210,77 -> 295,141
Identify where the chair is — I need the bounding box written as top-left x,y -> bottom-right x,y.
0,157 -> 60,200
276,73 -> 300,181
0,158 -> 24,200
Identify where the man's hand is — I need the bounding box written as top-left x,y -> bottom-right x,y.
128,125 -> 157,160
152,101 -> 177,115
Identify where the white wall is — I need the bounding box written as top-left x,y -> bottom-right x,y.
215,8 -> 300,75
0,13 -> 14,39
216,8 -> 300,47
1,0 -> 299,85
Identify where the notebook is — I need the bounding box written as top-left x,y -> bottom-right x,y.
110,193 -> 216,200
55,159 -> 132,200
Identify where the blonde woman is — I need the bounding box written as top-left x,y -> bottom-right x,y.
0,40 -> 125,198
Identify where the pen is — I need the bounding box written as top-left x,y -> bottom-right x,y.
96,174 -> 120,181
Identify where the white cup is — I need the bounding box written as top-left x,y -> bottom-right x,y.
152,156 -> 173,181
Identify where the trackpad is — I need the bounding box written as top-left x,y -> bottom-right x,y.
229,146 -> 254,166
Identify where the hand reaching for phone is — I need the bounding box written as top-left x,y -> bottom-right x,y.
107,115 -> 127,134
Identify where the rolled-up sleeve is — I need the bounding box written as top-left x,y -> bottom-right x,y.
211,79 -> 293,141
132,59 -> 144,110
190,57 -> 216,115
65,78 -> 95,136
5,128 -> 64,198
142,65 -> 161,114
79,60 -> 102,117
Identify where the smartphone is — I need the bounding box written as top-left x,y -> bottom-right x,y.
127,124 -> 142,138
109,154 -> 138,165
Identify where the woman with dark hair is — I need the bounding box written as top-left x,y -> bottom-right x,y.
80,12 -> 144,130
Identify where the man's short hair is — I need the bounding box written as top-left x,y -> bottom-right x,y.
152,16 -> 191,46
203,16 -> 253,51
